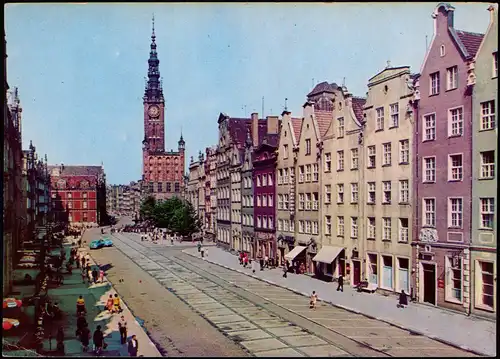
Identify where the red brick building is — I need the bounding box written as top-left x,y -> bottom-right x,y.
49,165 -> 106,227
142,18 -> 185,201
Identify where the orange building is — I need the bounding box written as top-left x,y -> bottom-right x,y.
141,18 -> 185,201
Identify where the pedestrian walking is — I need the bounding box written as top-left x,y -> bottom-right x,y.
76,295 -> 86,315
93,325 -> 104,354
80,323 -> 90,352
118,315 -> 128,344
264,255 -> 269,268
239,252 -> 244,265
81,267 -> 86,284
259,257 -> 264,271
128,335 -> 139,357
337,274 -> 344,292
243,254 -> 249,268
56,326 -> 65,355
92,268 -> 98,284
309,291 -> 318,310
282,263 -> 288,278
398,290 -> 408,308
201,247 -> 205,258
99,269 -> 105,283
87,267 -> 93,282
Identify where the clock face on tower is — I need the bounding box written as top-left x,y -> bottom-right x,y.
148,105 -> 160,118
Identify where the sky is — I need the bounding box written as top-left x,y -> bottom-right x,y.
5,2 -> 491,185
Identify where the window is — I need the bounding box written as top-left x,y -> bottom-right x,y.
351,217 -> 358,238
448,197 -> 463,228
305,221 -> 312,234
367,217 -> 376,239
305,164 -> 312,182
424,157 -> 436,182
399,140 -> 409,164
257,175 -> 261,187
337,117 -> 345,137
397,258 -> 410,293
305,193 -> 311,210
423,114 -> 436,141
268,194 -> 273,207
325,185 -> 331,204
376,107 -> 385,130
305,139 -> 311,155
480,151 -> 495,179
83,192 -> 87,199
480,101 -> 496,130
337,150 -> 344,171
390,103 -> 399,127
299,220 -> 304,233
268,173 -> 273,186
445,256 -> 462,302
325,216 -> 332,235
351,148 -> 359,169
257,216 -> 262,228
278,194 -> 283,210
337,184 -> 344,204
448,107 -> 463,136
312,221 -> 319,235
423,198 -> 436,227
476,261 -> 494,309
83,201 -> 88,209
257,195 -> 261,207
313,164 -> 319,182
367,253 -> 378,284
493,51 -> 498,78
174,182 -> 180,192
382,143 -> 392,166
283,144 -> 289,159
299,166 -> 304,183
367,146 -> 376,168
382,181 -> 391,204
440,44 -> 446,57
158,182 -> 163,192
68,201 -> 72,209
278,169 -> 283,185
299,193 -> 304,210
283,168 -> 289,184
262,175 -> 267,187
480,198 -> 495,229
351,183 -> 359,203
283,194 -> 289,210
367,182 -> 376,204
399,180 -> 409,204
446,66 -> 458,90
449,154 -> 463,181
430,71 -> 440,95
68,193 -> 72,199
399,218 -> 409,243
325,153 -> 332,172
277,219 -> 283,231
382,256 -> 393,289
337,216 -> 345,236
283,219 -> 289,232
268,217 -> 274,229
312,192 -> 319,210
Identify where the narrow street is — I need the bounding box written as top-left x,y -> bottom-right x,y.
92,231 -> 479,357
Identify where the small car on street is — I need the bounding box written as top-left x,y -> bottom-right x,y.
89,239 -> 104,249
102,238 -> 113,247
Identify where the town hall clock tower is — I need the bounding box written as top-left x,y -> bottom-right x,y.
142,16 -> 186,201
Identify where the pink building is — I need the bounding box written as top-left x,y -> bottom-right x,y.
412,3 -> 484,312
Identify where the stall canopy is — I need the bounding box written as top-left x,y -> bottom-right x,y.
284,246 -> 307,261
312,246 -> 344,264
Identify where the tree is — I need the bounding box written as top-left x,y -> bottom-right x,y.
139,195 -> 156,221
149,197 -> 201,237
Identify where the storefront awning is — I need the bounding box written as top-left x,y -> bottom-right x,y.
312,246 -> 344,264
284,246 -> 307,261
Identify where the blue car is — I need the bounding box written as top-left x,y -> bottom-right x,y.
102,238 -> 113,247
90,239 -> 104,249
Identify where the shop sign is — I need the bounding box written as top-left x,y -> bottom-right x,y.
438,279 -> 445,289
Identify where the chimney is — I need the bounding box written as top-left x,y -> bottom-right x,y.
251,112 -> 259,147
266,115 -> 279,134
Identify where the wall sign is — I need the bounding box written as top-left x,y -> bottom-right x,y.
419,228 -> 438,243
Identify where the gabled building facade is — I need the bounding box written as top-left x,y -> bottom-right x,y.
205,146 -> 217,239
241,132 -> 255,256
412,3 -> 484,312
319,84 -> 365,284
276,111 -> 302,265
470,4 -> 497,318
362,65 -> 416,294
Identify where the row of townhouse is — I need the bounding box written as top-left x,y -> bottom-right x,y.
187,3 -> 497,317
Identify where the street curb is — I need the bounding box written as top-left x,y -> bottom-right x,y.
80,240 -> 162,355
183,249 -> 492,357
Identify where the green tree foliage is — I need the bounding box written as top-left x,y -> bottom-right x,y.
139,195 -> 156,220
143,196 -> 201,237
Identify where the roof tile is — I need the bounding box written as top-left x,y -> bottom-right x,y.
351,97 -> 367,123
456,30 -> 484,58
291,117 -> 302,143
314,110 -> 333,139
48,165 -> 103,177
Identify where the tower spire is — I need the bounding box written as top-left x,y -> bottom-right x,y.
144,14 -> 163,104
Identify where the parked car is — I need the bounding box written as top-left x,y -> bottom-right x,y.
102,238 -> 113,247
89,239 -> 104,249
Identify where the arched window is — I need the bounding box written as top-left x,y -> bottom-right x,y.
440,45 -> 446,57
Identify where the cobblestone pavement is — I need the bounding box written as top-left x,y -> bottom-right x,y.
108,232 -> 482,357
89,231 -> 248,357
182,245 -> 496,357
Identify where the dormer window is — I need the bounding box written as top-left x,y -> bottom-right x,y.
440,45 -> 446,57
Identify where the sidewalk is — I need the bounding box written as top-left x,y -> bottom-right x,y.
183,246 -> 496,357
45,231 -> 161,357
